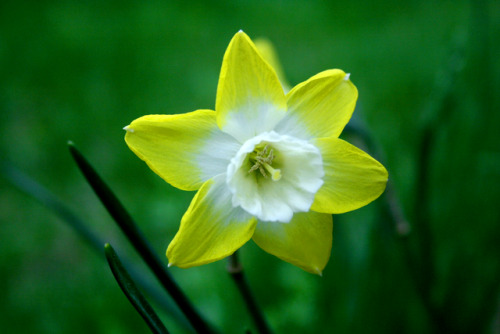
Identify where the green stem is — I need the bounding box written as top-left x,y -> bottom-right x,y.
343,123 -> 410,237
344,117 -> 442,329
227,252 -> 272,334
68,142 -> 214,334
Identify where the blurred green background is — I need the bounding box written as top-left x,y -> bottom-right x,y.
1,0 -> 499,333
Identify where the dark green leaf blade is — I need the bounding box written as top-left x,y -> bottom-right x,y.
68,142 -> 214,334
105,243 -> 169,334
0,159 -> 190,330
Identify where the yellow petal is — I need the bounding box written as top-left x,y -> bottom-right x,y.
216,31 -> 287,142
311,138 -> 388,214
125,110 -> 240,191
275,69 -> 357,140
254,38 -> 290,92
167,174 -> 257,268
252,212 -> 332,275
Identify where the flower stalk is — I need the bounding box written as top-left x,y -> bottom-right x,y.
227,252 -> 272,334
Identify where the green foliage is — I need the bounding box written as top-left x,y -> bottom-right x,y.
1,0 -> 499,333
104,243 -> 169,334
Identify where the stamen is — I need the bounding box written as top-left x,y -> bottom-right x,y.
248,164 -> 260,173
248,144 -> 281,181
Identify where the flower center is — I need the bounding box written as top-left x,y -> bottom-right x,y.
248,145 -> 282,181
226,131 -> 324,222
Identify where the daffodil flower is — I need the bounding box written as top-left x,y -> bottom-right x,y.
124,31 -> 388,275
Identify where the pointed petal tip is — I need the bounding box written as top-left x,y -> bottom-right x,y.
123,125 -> 134,133
234,30 -> 248,40
344,73 -> 351,81
315,267 -> 323,276
167,262 -> 173,268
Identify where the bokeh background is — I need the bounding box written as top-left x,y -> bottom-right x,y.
1,0 -> 499,333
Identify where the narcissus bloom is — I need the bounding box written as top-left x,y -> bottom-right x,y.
124,31 -> 388,275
